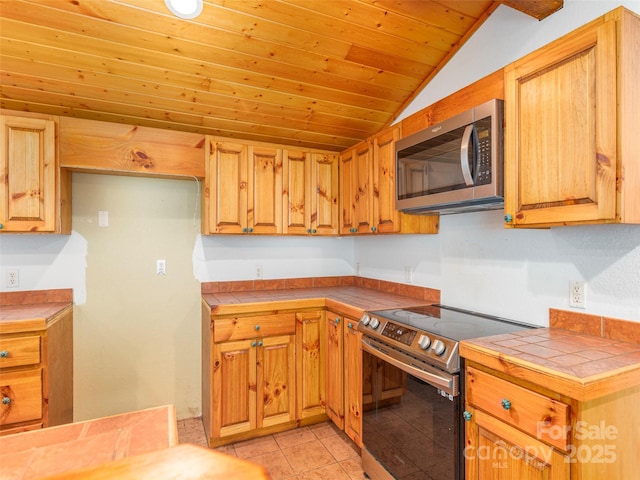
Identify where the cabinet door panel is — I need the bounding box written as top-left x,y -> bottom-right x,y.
468,409 -> 569,480
355,143 -> 373,233
325,312 -> 344,428
206,140 -> 247,234
339,149 -> 356,234
283,150 -> 310,235
344,320 -> 362,446
295,311 -> 326,419
504,19 -> 617,226
213,340 -> 256,437
0,116 -> 56,232
0,369 -> 42,426
311,153 -> 339,235
373,127 -> 400,233
248,146 -> 282,234
259,335 -> 295,428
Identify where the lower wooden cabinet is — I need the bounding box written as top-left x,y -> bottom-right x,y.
295,311 -> 326,420
210,335 -> 295,440
325,312 -> 344,429
343,317 -> 362,446
464,362 -> 640,480
0,306 -> 73,435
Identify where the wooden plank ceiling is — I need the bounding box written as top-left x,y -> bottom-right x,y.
0,0 -> 562,151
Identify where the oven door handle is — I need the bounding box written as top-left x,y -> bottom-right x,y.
361,340 -> 457,396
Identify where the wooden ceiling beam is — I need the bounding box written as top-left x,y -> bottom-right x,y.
498,1 -> 564,20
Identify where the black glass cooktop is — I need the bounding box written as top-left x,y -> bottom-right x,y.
367,304 -> 536,342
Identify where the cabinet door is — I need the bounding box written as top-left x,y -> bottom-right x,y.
205,139 -> 248,234
343,319 -> 362,446
465,407 -> 569,480
283,149 -> 310,235
258,335 -> 295,429
248,146 -> 283,234
295,311 -> 326,420
372,126 -> 401,234
339,147 -> 357,235
310,153 -> 339,235
212,339 -> 256,438
354,142 -> 374,234
325,312 -> 344,429
504,18 -> 617,227
0,115 -> 56,232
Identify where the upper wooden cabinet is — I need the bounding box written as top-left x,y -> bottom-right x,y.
504,7 -> 640,227
0,113 -> 70,234
339,126 -> 438,235
204,138 -> 283,234
283,151 -> 339,235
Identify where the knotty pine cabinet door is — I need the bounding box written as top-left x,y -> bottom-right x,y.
325,312 -> 344,429
343,318 -> 362,447
339,141 -> 373,234
295,311 -> 326,420
283,151 -> 338,235
204,138 -> 282,234
0,114 -> 57,233
465,407 -> 569,480
211,335 -> 295,439
504,8 -> 640,227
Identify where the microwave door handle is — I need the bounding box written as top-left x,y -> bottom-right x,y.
460,124 -> 474,186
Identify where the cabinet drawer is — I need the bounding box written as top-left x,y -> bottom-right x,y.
213,313 -> 296,342
0,369 -> 43,426
466,366 -> 569,450
0,336 -> 41,369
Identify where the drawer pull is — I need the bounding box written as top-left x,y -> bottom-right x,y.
463,411 -> 472,422
501,399 -> 512,410
254,325 -> 260,331
0,351 -> 8,358
2,397 -> 10,405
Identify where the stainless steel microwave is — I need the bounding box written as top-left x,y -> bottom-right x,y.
395,98 -> 504,215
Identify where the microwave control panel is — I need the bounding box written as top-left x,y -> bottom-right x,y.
474,116 -> 492,186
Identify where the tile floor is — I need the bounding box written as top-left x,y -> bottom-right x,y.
177,417 -> 366,480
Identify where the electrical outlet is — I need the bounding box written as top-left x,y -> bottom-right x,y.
256,265 -> 263,279
405,266 -> 413,284
7,269 -> 19,288
156,259 -> 166,276
569,280 -> 586,308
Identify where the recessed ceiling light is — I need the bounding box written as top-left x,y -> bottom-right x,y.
165,0 -> 203,19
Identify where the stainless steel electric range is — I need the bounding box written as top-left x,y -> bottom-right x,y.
357,304 -> 536,480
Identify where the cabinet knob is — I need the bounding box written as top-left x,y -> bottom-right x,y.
258,340 -> 263,347
0,351 -> 8,358
307,229 -> 311,234
371,226 -> 376,232
504,214 -> 513,223
347,322 -> 353,329
251,341 -> 257,347
2,397 -> 10,405
312,229 -> 317,234
254,325 -> 260,331
248,228 -> 253,233
242,228 -> 248,233
335,317 -> 340,324
463,411 -> 472,422
501,399 -> 511,410
0,223 -> 3,229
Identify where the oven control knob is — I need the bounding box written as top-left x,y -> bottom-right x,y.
370,317 -> 380,330
418,335 -> 431,350
361,314 -> 370,326
432,339 -> 446,356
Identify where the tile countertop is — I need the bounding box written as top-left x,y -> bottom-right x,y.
460,327 -> 640,402
202,276 -> 440,318
0,405 -> 178,479
0,289 -> 74,334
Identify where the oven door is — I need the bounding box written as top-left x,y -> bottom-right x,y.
361,338 -> 463,480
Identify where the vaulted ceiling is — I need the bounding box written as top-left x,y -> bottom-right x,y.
0,0 -> 562,151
